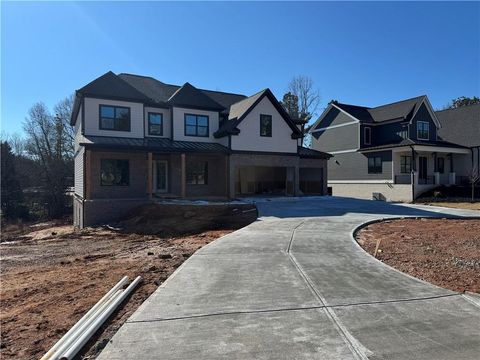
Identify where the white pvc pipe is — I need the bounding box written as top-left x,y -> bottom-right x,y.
49,289 -> 124,360
40,276 -> 129,360
60,276 -> 142,360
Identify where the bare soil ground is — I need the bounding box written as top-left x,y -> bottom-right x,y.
416,201 -> 480,210
357,218 -> 480,293
0,204 -> 256,360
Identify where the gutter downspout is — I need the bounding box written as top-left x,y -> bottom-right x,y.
410,146 -> 415,202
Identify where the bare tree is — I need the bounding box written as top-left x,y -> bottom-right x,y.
467,165 -> 479,202
53,95 -> 75,159
23,102 -> 73,218
288,76 -> 321,147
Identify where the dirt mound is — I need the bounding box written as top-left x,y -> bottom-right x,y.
116,203 -> 257,236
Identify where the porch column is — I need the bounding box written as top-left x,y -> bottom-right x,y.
449,153 -> 456,185
85,149 -> 92,200
147,152 -> 153,200
181,153 -> 186,198
225,155 -> 230,198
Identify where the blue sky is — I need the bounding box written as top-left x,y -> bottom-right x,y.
2,1 -> 479,135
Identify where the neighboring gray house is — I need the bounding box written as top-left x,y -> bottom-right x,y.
72,71 -> 331,227
310,96 -> 479,202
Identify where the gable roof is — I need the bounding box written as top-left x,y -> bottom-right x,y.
335,95 -> 426,123
78,71 -> 150,102
436,104 -> 480,147
167,82 -> 225,110
214,88 -> 303,139
71,71 -> 249,124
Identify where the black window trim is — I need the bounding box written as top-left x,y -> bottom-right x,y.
400,155 -> 412,174
186,161 -> 208,185
100,159 -> 130,186
364,126 -> 371,145
417,120 -> 429,140
184,113 -> 209,138
260,114 -> 272,137
148,112 -> 164,136
368,156 -> 383,174
99,104 -> 131,132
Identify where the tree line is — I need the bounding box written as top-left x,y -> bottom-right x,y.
1,96 -> 74,220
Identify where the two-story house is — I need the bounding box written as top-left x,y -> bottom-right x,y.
72,71 -> 331,227
310,96 -> 478,202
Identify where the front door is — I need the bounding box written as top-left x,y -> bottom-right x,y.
154,160 -> 168,193
419,156 -> 427,182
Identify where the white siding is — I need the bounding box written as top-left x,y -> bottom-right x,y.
172,107 -> 220,143
144,106 -> 171,138
83,97 -> 144,138
74,105 -> 84,151
74,147 -> 85,197
231,97 -> 297,153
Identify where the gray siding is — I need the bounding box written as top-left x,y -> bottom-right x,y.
329,150 -> 392,181
74,147 -> 85,197
314,107 -> 357,128
360,122 -> 408,147
409,103 -> 437,141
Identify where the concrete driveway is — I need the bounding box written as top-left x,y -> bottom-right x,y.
98,197 -> 480,360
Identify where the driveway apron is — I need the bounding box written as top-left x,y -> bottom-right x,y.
98,197 -> 480,360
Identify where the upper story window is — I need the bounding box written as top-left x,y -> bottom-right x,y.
417,121 -> 429,140
364,127 -> 371,145
368,156 -> 382,174
185,114 -> 209,137
148,113 -> 163,136
260,114 -> 272,137
100,159 -> 129,186
99,105 -> 130,132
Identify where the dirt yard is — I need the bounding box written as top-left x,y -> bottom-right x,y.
0,204 -> 256,360
356,218 -> 480,293
416,201 -> 480,210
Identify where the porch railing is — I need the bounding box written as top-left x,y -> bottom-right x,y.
418,176 -> 435,185
394,175 -> 411,184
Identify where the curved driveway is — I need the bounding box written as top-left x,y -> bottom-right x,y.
98,197 -> 480,360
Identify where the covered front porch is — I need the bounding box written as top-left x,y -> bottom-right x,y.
392,145 -> 470,188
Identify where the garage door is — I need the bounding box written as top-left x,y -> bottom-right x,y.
235,166 -> 294,196
299,167 -> 324,194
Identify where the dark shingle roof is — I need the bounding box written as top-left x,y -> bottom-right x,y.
358,138 -> 468,152
78,71 -> 150,102
436,104 -> 480,147
334,95 -> 425,123
167,82 -> 225,110
298,147 -> 332,159
80,136 -> 229,153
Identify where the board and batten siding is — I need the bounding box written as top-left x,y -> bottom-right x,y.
74,147 -> 85,197
328,151 -> 393,181
409,103 -> 437,141
83,97 -> 144,138
230,96 -> 297,153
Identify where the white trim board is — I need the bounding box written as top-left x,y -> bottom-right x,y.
329,149 -> 359,154
328,180 -> 394,184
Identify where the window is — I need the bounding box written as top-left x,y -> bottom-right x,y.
368,156 -> 382,174
148,113 -> 163,136
260,114 -> 272,137
417,121 -> 429,140
400,156 -> 412,173
100,160 -> 129,186
437,157 -> 445,173
364,127 -> 371,145
99,105 -> 130,131
187,161 -> 208,185
185,114 -> 209,137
